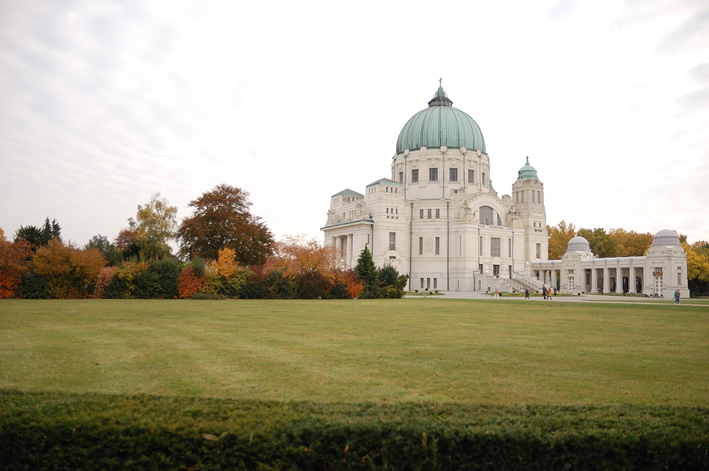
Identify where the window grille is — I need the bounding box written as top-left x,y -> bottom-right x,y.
429,168 -> 438,181
491,238 -> 501,257
411,169 -> 419,183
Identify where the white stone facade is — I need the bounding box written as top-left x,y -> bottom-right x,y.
322,147 -> 547,292
529,231 -> 690,298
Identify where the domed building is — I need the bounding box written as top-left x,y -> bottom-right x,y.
322,83 -> 548,292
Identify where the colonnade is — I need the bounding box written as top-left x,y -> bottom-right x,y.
589,265 -> 642,294
333,234 -> 354,268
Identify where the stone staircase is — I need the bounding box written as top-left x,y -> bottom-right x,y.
505,274 -> 544,293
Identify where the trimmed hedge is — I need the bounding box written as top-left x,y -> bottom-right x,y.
1,390 -> 707,470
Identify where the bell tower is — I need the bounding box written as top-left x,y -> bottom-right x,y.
511,157 -> 547,263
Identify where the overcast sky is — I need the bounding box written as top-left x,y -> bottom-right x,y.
1,0 -> 708,248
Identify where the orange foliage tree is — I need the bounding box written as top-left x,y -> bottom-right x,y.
178,264 -> 206,298
32,239 -> 107,298
95,266 -> 121,298
0,228 -> 33,298
265,236 -> 340,281
265,235 -> 343,298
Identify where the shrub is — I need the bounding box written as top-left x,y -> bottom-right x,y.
178,264 -> 205,299
1,392 -> 708,470
17,272 -> 49,299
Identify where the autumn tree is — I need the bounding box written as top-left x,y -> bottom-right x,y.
0,228 -> 33,298
265,235 -> 339,298
683,239 -> 709,296
114,228 -> 141,260
609,228 -> 653,257
177,184 -> 273,265
131,192 -> 177,260
32,239 -> 107,298
576,227 -> 618,258
547,220 -> 576,260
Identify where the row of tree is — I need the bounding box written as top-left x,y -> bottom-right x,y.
0,185 -> 408,300
548,221 -> 709,296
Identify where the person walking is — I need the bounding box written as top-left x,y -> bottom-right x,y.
542,285 -> 547,300
674,289 -> 680,304
494,288 -> 499,299
525,289 -> 529,299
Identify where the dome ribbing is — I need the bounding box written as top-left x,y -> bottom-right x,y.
396,85 -> 486,154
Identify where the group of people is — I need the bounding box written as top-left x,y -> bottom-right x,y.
541,285 -> 554,300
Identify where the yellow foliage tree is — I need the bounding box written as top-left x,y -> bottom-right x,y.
609,228 -> 653,257
683,242 -> 709,282
202,247 -> 251,296
547,221 -> 576,260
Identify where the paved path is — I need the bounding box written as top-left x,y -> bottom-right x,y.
406,291 -> 709,306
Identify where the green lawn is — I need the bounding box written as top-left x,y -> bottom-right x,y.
1,299 -> 707,406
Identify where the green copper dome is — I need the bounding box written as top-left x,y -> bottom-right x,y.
396,84 -> 486,154
517,156 -> 538,179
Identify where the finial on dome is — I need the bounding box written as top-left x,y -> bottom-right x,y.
430,79 -> 451,106
526,156 -> 529,165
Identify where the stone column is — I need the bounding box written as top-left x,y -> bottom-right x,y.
335,237 -> 342,257
629,266 -> 636,294
603,267 -> 610,293
616,266 -> 622,293
347,234 -> 354,268
551,269 -> 557,290
591,267 -> 598,293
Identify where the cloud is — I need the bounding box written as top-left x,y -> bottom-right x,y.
548,0 -> 579,20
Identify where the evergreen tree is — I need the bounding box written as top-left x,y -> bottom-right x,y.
355,245 -> 378,298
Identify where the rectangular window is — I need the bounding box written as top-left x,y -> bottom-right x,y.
515,191 -> 518,204
449,168 -> 458,182
386,208 -> 389,213
532,191 -> 536,203
435,209 -> 440,218
427,209 -> 432,219
479,236 -> 483,256
419,209 -> 424,219
419,237 -> 423,255
435,237 -> 440,255
491,237 -> 501,257
399,172 -> 403,183
482,172 -> 486,186
411,169 -> 419,183
536,243 -> 541,259
521,191 -> 525,203
389,232 -> 396,251
420,278 -> 424,289
677,267 -> 682,285
433,278 -> 438,289
429,168 -> 438,181
479,263 -> 483,274
427,278 -> 430,289
508,239 -> 512,258
468,169 -> 474,183
459,235 -> 462,256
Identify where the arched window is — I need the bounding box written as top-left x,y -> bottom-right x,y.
479,206 -> 495,225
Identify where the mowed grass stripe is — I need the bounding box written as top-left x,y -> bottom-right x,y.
0,299 -> 707,405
